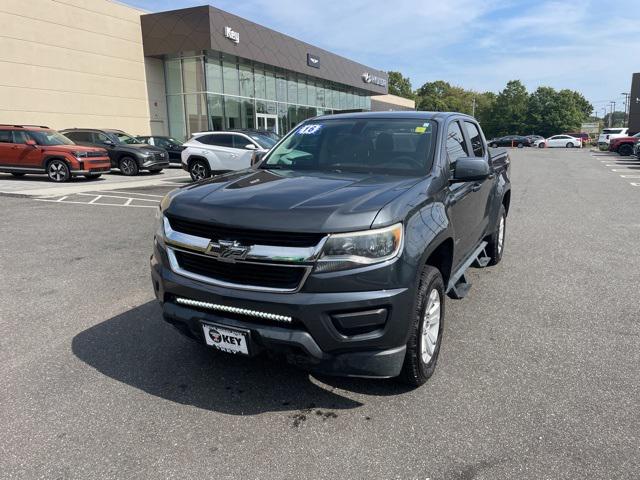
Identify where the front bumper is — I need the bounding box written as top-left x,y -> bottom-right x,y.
141,158 -> 170,169
150,243 -> 414,378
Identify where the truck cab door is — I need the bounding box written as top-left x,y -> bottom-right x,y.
445,120 -> 492,268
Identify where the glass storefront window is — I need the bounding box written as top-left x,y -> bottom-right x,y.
254,64 -> 265,99
287,105 -> 298,131
241,98 -> 255,129
265,66 -> 276,101
307,82 -> 316,107
316,83 -> 325,108
225,96 -> 241,129
205,54 -> 223,93
184,94 -> 208,137
182,57 -> 205,93
277,103 -> 288,135
207,93 -> 224,131
332,88 -> 339,110
167,95 -> 186,140
222,55 -> 239,96
276,70 -> 287,103
287,74 -> 297,106
165,60 -> 183,95
239,61 -> 254,98
339,90 -> 347,110
297,77 -> 308,106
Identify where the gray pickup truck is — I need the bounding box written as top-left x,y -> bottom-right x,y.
151,111 -> 511,386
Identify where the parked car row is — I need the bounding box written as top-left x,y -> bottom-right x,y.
607,131 -> 640,157
0,124 -> 282,182
488,133 -> 585,149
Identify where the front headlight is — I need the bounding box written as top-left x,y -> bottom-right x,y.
316,223 -> 403,272
154,208 -> 167,244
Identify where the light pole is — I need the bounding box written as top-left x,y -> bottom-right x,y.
609,101 -> 616,127
621,92 -> 630,127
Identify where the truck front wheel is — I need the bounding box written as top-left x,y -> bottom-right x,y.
486,204 -> 506,266
399,265 -> 445,387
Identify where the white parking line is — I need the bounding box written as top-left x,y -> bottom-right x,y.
34,199 -> 158,208
620,175 -> 640,178
610,169 -> 640,172
103,191 -> 165,198
88,195 -> 102,204
76,192 -> 159,203
631,183 -> 640,187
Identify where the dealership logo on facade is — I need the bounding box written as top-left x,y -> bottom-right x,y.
307,53 -> 320,69
224,26 -> 239,44
362,72 -> 387,87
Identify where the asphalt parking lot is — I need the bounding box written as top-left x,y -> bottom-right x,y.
1,148 -> 639,479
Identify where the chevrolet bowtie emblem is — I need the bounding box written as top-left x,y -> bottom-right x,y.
205,239 -> 249,262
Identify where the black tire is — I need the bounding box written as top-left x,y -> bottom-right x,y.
398,265 -> 445,387
566,142 -> 573,148
84,173 -> 102,180
618,144 -> 633,156
189,159 -> 211,181
11,172 -> 25,177
486,204 -> 506,266
119,157 -> 139,176
46,159 -> 70,183
538,143 -> 545,148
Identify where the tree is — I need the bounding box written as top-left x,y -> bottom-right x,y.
415,80 -> 474,113
527,87 -> 594,136
603,111 -> 626,128
489,80 -> 529,136
387,71 -> 414,100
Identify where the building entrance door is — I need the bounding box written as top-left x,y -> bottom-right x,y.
256,114 -> 279,135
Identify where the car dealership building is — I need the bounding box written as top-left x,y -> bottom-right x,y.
0,0 -> 413,140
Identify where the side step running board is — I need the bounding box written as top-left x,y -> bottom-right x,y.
446,241 -> 488,300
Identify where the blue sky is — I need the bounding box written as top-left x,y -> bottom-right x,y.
124,0 -> 640,115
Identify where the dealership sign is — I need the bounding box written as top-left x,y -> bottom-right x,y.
224,26 -> 239,44
362,72 -> 387,87
307,53 -> 320,68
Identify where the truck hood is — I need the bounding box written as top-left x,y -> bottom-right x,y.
165,169 -> 423,233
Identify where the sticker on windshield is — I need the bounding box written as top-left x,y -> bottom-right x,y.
297,124 -> 322,135
415,123 -> 430,134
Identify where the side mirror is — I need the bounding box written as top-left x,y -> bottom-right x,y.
25,139 -> 37,147
451,157 -> 491,183
103,139 -> 114,146
244,143 -> 257,150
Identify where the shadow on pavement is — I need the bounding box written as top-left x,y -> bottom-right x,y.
71,301 -> 412,415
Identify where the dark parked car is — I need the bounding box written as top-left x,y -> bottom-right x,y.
136,135 -> 185,162
488,135 -> 531,148
60,128 -> 169,175
151,111 -> 511,387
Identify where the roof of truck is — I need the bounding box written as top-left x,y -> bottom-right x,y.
312,111 -> 474,121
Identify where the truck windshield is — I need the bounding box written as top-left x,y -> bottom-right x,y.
262,118 -> 437,175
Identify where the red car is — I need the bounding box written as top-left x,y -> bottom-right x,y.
608,132 -> 640,156
564,132 -> 590,145
0,125 -> 111,182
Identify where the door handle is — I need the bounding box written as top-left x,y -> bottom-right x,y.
471,183 -> 482,192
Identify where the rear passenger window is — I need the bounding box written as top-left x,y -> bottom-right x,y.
199,134 -> 233,147
232,135 -> 253,149
464,122 -> 485,158
0,130 -> 12,143
446,121 -> 468,166
66,131 -> 92,142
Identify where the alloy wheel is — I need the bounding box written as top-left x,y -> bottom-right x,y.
120,158 -> 136,175
191,162 -> 207,181
420,289 -> 441,364
48,161 -> 69,182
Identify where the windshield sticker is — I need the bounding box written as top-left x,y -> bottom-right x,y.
415,126 -> 427,133
297,124 -> 323,135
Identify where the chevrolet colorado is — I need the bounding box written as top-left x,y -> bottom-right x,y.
150,112 -> 511,386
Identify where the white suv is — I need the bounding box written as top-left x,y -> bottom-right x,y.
598,128 -> 628,149
181,130 -> 276,181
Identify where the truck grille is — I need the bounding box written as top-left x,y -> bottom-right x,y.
173,250 -> 307,291
167,215 -> 325,247
86,151 -> 107,158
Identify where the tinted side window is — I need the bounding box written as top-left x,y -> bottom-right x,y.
154,138 -> 171,148
95,132 -> 112,144
0,130 -> 12,143
232,135 -> 253,149
12,131 -> 30,144
446,121 -> 468,167
66,131 -> 93,142
464,122 -> 485,158
200,134 -> 233,147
